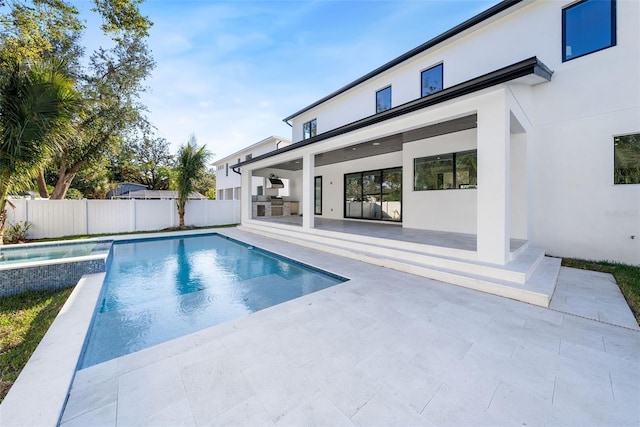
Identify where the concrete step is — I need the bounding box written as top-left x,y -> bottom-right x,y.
238,224 -> 560,307
239,222 -> 543,284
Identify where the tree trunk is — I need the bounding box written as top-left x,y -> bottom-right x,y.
177,201 -> 185,228
0,182 -> 10,246
50,161 -> 84,199
36,168 -> 50,198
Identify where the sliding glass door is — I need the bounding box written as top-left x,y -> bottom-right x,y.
344,167 -> 401,222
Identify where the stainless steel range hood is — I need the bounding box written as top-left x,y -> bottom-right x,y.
268,177 -> 284,189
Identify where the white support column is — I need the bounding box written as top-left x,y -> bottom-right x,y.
477,90 -> 510,265
240,167 -> 252,224
302,152 -> 315,230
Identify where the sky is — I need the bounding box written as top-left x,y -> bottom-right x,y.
82,0 -> 500,163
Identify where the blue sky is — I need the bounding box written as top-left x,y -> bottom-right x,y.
85,0 -> 499,161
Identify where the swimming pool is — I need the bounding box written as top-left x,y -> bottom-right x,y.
79,234 -> 346,368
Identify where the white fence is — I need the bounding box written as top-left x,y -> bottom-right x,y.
6,199 -> 241,239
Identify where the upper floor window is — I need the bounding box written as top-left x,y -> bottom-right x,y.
614,133 -> 640,184
376,86 -> 392,113
245,153 -> 252,161
225,163 -> 228,177
421,63 -> 443,97
303,118 -> 317,140
563,0 -> 616,62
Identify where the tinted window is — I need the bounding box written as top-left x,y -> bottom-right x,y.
376,86 -> 392,113
614,134 -> 640,184
421,64 -> 443,97
414,150 -> 477,191
563,0 -> 616,62
303,119 -> 317,140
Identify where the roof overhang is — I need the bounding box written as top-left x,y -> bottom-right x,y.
234,56 -> 552,173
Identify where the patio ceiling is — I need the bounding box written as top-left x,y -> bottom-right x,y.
270,114 -> 477,171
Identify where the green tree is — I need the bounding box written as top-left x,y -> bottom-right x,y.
49,34 -> 155,199
0,0 -> 155,200
174,136 -> 211,228
0,60 -> 77,243
192,167 -> 216,198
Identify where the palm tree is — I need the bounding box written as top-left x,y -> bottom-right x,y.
0,60 -> 77,243
174,135 -> 211,228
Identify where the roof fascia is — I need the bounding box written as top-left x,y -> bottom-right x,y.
238,56 -> 551,170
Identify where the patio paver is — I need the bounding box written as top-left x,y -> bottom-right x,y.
56,228 -> 639,426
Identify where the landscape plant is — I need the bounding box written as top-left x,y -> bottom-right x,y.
0,60 -> 77,244
3,221 -> 32,244
174,136 -> 211,228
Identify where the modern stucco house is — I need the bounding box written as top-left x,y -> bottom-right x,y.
232,0 -> 639,305
214,136 -> 292,201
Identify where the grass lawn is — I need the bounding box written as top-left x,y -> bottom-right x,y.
562,258 -> 640,325
0,287 -> 73,403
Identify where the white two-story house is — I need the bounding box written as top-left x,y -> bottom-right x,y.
214,136 -> 291,201
233,0 -> 639,306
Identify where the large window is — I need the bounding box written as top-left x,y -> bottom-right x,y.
376,86 -> 392,113
614,133 -> 640,184
562,0 -> 616,62
314,176 -> 322,214
421,63 -> 443,97
345,168 -> 402,221
303,119 -> 317,140
414,150 -> 477,191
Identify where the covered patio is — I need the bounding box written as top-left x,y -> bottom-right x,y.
253,216 -> 527,254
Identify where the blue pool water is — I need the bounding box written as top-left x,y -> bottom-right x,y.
79,234 -> 346,368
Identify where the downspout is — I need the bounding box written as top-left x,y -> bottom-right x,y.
231,165 -> 241,175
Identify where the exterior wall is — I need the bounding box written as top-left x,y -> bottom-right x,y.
283,0 -> 640,264
314,152 -> 403,220
214,137 -> 291,200
403,129 -> 477,234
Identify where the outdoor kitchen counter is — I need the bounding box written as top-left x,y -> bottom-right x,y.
252,200 -> 299,217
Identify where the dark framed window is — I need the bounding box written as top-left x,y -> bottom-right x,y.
257,185 -> 263,196
376,86 -> 392,113
225,163 -> 228,177
421,63 -> 443,97
562,0 -> 616,62
344,167 -> 402,221
245,153 -> 252,161
414,150 -> 477,190
303,119 -> 317,140
614,133 -> 640,184
314,176 -> 322,215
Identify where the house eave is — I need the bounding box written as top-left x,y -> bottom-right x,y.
238,56 -> 552,170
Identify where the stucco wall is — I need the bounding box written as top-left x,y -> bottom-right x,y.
402,129 -> 477,234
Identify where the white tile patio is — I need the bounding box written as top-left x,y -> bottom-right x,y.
5,227 -> 639,426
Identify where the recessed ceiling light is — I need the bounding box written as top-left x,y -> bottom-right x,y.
352,148 -> 357,151
372,142 -> 380,146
